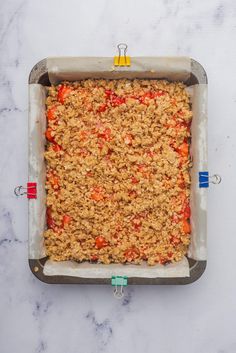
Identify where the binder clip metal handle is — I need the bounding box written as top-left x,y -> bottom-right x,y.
118,43 -> 128,57
14,185 -> 27,196
113,284 -> 124,299
209,174 -> 221,184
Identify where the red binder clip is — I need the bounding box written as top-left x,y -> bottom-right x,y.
14,183 -> 37,199
27,182 -> 37,199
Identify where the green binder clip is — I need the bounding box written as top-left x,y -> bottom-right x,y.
111,276 -> 128,299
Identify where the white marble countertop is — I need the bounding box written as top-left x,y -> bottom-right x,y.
1,0 -> 236,352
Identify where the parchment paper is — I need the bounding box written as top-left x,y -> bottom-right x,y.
28,57 -> 207,278
188,84 -> 207,260
28,84 -> 46,259
47,56 -> 191,84
43,258 -> 189,278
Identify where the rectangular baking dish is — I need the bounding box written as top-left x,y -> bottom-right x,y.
28,56 -> 207,285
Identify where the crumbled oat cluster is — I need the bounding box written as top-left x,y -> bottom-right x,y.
44,79 -> 192,265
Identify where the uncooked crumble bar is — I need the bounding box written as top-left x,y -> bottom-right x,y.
44,79 -> 192,265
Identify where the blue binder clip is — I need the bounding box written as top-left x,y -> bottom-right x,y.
199,171 -> 209,188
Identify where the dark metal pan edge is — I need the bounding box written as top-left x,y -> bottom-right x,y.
29,58 -> 49,85
29,259 -> 206,285
190,58 -> 208,85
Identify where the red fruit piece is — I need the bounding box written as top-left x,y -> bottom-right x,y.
97,128 -> 112,141
47,106 -> 57,120
132,216 -> 142,232
131,176 -> 139,184
95,236 -> 108,249
124,247 -> 140,261
52,144 -> 62,152
170,236 -> 181,245
97,104 -> 108,113
62,215 -> 72,227
139,92 -> 152,104
183,203 -> 191,219
90,187 -> 104,201
177,142 -> 189,157
45,128 -> 55,143
105,89 -> 113,98
111,96 -> 125,106
182,219 -> 191,234
106,90 -> 125,107
57,85 -> 73,104
46,207 -> 56,230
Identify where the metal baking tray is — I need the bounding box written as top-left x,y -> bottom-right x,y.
26,54 -> 209,286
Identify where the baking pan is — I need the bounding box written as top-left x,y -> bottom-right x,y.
26,54 -> 210,287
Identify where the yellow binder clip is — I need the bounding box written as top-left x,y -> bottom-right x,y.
114,43 -> 131,67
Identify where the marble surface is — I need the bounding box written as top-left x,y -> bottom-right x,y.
0,0 -> 236,352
